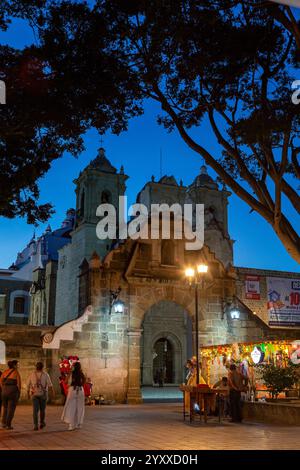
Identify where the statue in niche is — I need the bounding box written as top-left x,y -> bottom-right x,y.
101,191 -> 111,204
204,206 -> 219,229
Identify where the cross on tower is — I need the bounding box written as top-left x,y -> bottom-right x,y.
100,135 -> 104,147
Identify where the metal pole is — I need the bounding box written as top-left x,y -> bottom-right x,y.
195,283 -> 199,385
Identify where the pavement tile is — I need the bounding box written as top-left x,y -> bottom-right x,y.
0,403 -> 299,450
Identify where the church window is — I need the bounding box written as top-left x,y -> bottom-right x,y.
13,296 -> 25,314
205,206 -> 217,221
161,240 -> 174,266
9,290 -> 29,317
101,190 -> 112,204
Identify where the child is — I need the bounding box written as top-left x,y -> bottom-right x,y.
83,377 -> 93,405
59,375 -> 69,405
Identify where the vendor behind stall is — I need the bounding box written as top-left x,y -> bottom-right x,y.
228,364 -> 248,422
213,377 -> 230,417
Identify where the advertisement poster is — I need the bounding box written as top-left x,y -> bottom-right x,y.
245,275 -> 261,300
267,277 -> 300,326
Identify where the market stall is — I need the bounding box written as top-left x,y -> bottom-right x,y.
200,340 -> 300,399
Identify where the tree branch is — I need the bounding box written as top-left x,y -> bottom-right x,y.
291,146 -> 300,179
209,109 -> 275,209
270,4 -> 300,50
150,82 -> 273,221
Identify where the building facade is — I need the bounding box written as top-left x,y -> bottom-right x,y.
0,209 -> 75,326
0,269 -> 32,325
0,147 -> 299,403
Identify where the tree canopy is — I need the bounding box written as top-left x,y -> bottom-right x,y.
0,0 -> 142,223
101,0 -> 300,263
1,0 -> 300,264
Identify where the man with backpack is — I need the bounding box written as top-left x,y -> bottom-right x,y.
26,362 -> 54,431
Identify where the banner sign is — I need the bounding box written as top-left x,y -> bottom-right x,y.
245,275 -> 260,300
267,277 -> 300,326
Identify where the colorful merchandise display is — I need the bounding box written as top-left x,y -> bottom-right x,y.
200,340 -> 300,396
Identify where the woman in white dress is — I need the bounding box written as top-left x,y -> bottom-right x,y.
61,362 -> 86,431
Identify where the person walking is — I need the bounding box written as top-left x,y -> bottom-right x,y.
0,360 -> 21,430
158,368 -> 165,387
228,364 -> 245,423
61,362 -> 86,431
27,362 -> 54,431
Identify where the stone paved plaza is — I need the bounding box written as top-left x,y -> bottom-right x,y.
0,403 -> 300,450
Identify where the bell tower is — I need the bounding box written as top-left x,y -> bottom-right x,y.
55,147 -> 128,324
186,165 -> 233,268
73,147 -> 128,260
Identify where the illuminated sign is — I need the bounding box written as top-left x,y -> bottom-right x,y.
251,346 -> 262,364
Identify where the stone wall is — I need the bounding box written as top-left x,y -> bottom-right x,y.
0,325 -> 55,401
57,293 -> 130,402
55,240 -> 79,325
243,401 -> 300,425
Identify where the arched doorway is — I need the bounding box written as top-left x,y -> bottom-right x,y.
141,300 -> 192,386
153,338 -> 173,384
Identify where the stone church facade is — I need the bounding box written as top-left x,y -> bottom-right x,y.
52,147 -> 233,327
0,147 -> 300,403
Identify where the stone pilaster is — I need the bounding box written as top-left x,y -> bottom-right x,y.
126,328 -> 143,404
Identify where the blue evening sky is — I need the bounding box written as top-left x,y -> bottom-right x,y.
0,16 -> 299,272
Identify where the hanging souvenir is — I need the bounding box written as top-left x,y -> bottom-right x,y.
251,346 -> 263,364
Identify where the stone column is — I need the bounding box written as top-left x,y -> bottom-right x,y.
126,328 -> 143,404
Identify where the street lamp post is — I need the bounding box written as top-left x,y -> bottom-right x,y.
185,264 -> 208,385
194,282 -> 200,385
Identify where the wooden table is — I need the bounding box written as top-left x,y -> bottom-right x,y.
179,385 -> 228,423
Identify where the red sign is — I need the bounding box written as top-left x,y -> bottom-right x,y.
245,275 -> 260,300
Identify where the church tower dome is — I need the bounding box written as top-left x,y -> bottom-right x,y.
190,165 -> 219,190
86,147 -> 117,173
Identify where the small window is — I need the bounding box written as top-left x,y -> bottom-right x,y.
101,190 -> 112,204
9,290 -> 29,317
13,297 -> 25,314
